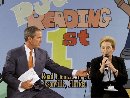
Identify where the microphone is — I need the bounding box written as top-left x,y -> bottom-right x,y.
104,54 -> 109,71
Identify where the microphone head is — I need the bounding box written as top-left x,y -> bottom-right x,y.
105,54 -> 109,58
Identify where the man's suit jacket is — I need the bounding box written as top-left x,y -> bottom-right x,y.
90,56 -> 129,98
2,45 -> 73,97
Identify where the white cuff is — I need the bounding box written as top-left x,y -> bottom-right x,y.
72,70 -> 78,78
18,82 -> 25,92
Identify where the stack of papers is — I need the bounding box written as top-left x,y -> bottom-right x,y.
18,68 -> 40,92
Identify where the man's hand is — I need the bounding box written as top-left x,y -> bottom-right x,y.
21,79 -> 33,90
75,69 -> 89,77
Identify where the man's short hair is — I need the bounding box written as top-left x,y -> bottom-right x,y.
24,26 -> 41,41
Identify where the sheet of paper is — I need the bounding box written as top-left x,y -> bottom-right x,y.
18,68 -> 40,92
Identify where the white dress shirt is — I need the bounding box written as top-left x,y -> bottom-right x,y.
103,68 -> 115,82
24,45 -> 35,67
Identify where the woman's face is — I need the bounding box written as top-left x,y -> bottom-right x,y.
100,41 -> 115,57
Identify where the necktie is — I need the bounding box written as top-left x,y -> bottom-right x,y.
28,50 -> 33,69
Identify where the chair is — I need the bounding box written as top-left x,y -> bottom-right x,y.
86,62 -> 91,80
0,73 -> 7,98
0,73 -> 2,83
83,62 -> 91,98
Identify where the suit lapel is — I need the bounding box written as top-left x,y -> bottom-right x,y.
34,48 -> 42,74
112,56 -> 119,79
112,56 -> 118,69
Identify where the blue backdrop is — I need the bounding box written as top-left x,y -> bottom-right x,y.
0,0 -> 130,98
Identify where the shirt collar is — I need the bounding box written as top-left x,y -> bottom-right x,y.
24,44 -> 34,53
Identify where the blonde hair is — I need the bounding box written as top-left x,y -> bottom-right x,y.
100,36 -> 116,49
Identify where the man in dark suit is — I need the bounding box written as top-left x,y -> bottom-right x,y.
90,36 -> 129,98
2,26 -> 88,98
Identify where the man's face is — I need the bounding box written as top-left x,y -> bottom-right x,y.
29,31 -> 42,48
100,41 -> 115,57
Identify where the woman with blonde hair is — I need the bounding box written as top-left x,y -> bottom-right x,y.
90,36 -> 129,98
